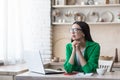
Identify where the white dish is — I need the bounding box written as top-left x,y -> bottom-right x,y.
87,11 -> 99,22
76,72 -> 93,77
76,72 -> 84,76
96,68 -> 107,75
100,11 -> 114,22
84,73 -> 94,76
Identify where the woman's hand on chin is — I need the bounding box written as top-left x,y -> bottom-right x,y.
72,40 -> 81,50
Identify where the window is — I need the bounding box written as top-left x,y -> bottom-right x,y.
0,0 -> 51,64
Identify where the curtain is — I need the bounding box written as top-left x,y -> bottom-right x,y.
0,0 -> 51,65
0,0 -> 24,65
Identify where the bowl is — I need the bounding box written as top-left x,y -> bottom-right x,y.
99,56 -> 113,60
96,68 -> 107,75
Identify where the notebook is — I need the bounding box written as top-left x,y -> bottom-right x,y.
24,50 -> 64,74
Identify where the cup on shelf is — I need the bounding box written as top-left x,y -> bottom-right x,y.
58,19 -> 62,23
95,2 -> 99,5
62,19 -> 65,23
81,2 -> 85,5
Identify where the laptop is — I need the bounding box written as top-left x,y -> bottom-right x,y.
24,50 -> 64,74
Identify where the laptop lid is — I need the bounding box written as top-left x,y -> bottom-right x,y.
24,50 -> 46,74
24,50 -> 64,74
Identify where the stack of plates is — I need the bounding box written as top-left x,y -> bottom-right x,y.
100,11 -> 114,22
87,11 -> 114,22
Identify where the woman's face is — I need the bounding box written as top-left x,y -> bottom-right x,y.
70,24 -> 84,41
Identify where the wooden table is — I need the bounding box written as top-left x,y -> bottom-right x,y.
16,71 -> 120,80
0,64 -> 28,80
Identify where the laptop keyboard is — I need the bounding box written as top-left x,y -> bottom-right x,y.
45,69 -> 64,72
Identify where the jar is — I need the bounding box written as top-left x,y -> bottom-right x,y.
106,0 -> 109,4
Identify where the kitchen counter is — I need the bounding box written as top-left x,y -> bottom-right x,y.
112,61 -> 120,71
16,71 -> 120,80
113,61 -> 120,68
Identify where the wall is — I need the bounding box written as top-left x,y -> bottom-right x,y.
90,24 -> 120,57
21,0 -> 51,62
52,0 -> 120,61
52,24 -> 120,61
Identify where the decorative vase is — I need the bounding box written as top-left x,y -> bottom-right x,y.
106,0 -> 109,4
114,48 -> 118,62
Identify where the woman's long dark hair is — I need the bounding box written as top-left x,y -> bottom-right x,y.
71,21 -> 93,42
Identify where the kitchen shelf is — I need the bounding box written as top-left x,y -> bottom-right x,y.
52,22 -> 120,26
52,2 -> 120,25
52,4 -> 120,8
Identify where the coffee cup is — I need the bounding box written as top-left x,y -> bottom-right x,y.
96,68 -> 107,75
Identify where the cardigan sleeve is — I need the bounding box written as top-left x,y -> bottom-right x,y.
64,43 -> 74,73
82,43 -> 100,73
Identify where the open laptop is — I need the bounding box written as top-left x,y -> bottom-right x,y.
24,50 -> 64,74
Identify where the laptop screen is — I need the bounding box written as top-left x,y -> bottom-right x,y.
24,50 -> 46,74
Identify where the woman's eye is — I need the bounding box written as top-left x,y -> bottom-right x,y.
74,29 -> 78,32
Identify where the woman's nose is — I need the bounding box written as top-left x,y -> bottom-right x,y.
71,31 -> 75,34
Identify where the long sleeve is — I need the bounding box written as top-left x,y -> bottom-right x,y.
82,43 -> 100,73
64,43 -> 74,73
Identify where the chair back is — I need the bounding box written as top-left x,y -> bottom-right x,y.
98,59 -> 114,72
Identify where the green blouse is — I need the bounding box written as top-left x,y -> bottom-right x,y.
64,41 -> 100,73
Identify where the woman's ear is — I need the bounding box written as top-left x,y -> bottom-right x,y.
81,32 -> 85,37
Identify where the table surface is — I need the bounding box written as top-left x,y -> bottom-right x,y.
0,61 -> 119,77
0,64 -> 28,75
16,71 -> 120,80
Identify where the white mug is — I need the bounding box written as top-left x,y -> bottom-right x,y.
95,2 -> 99,5
81,2 -> 85,5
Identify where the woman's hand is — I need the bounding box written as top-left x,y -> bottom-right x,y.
72,40 -> 81,51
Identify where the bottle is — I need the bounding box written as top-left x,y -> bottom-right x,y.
55,0 -> 59,5
114,48 -> 118,62
52,0 -> 55,5
106,0 -> 109,4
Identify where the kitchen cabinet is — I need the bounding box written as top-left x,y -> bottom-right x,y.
51,0 -> 120,25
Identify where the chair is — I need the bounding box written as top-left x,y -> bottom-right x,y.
98,59 -> 114,72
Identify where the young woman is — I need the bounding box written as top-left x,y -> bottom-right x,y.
64,21 -> 100,73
